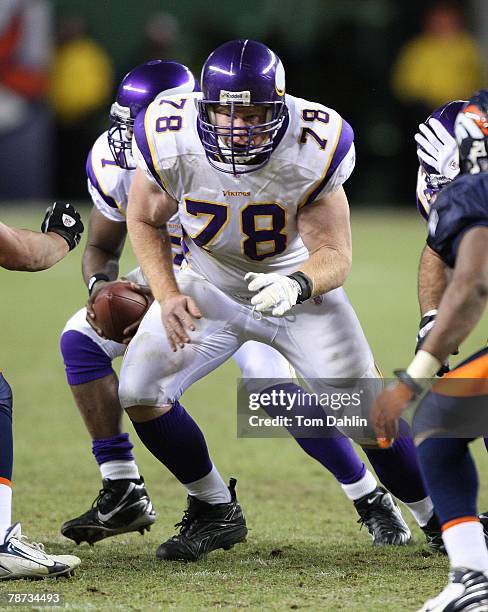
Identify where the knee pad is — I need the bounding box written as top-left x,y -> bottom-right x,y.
60,330 -> 114,386
0,374 -> 13,418
119,315 -> 183,409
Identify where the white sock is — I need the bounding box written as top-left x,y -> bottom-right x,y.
404,496 -> 434,527
0,483 -> 12,542
100,460 -> 140,481
443,521 -> 488,572
185,465 -> 231,504
341,469 -> 377,501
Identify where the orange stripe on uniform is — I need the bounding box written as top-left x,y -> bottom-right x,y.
445,353 -> 488,379
442,516 -> 479,532
432,353 -> 488,397
0,477 -> 12,487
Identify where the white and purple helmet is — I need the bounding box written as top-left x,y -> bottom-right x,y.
108,60 -> 199,169
197,39 -> 288,175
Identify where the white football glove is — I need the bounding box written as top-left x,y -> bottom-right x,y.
415,118 -> 459,180
245,272 -> 300,316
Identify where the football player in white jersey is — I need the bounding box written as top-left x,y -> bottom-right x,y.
59,59 -> 390,548
59,61 -> 199,545
120,40 -> 437,561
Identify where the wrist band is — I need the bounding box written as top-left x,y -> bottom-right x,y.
394,370 -> 425,397
88,273 -> 110,295
287,271 -> 313,303
406,349 -> 442,380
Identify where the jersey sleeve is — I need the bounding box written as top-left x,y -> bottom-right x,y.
133,107 -> 177,199
427,175 -> 488,267
86,148 -> 125,223
302,117 -> 355,205
131,137 -> 158,187
324,143 -> 355,194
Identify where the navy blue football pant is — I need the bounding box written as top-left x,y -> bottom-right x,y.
414,348 -> 488,526
0,373 -> 13,486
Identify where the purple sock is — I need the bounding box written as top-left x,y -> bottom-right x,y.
131,401 -> 212,485
60,330 -> 114,385
92,433 -> 135,466
295,436 -> 366,484
363,419 -> 427,503
261,383 -> 366,485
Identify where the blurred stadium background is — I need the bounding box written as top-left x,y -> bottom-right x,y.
1,1 -> 488,610
1,0 -> 487,204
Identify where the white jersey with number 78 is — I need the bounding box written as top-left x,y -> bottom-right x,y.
133,91 -> 355,302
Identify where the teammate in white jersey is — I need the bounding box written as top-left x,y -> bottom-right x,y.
120,40 -> 436,561
59,58 -> 419,552
59,61 -> 199,545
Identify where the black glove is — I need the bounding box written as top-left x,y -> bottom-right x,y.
415,309 -> 457,376
41,202 -> 84,251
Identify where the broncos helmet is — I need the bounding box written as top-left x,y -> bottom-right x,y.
197,39 -> 288,175
455,89 -> 488,175
108,60 -> 200,169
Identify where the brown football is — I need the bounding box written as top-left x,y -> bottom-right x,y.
91,281 -> 151,343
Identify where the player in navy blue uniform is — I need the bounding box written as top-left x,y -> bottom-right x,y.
373,90 -> 488,611
0,203 -> 84,579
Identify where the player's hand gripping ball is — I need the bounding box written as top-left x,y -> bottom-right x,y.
89,280 -> 152,343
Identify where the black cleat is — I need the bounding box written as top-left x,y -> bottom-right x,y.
156,478 -> 247,561
354,486 -> 411,546
420,567 -> 488,611
61,477 -> 155,545
421,514 -> 446,554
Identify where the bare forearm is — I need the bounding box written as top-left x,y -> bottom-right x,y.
128,219 -> 178,303
0,226 -> 68,271
82,246 -> 120,285
127,168 -> 179,302
81,209 -> 127,286
422,278 -> 488,363
418,245 -> 448,315
298,246 -> 351,296
296,188 -> 352,297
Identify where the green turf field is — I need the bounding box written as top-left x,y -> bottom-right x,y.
1,205 -> 487,611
